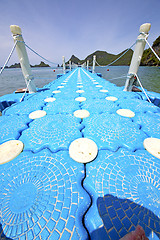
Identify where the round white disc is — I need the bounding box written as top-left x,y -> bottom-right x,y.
52,90 -> 61,94
76,90 -> 84,93
77,85 -> 83,88
143,138 -> 160,159
100,90 -> 108,93
29,110 -> 47,119
75,97 -> 86,102
96,85 -> 102,88
58,86 -> 64,88
0,140 -> 24,164
44,97 -> 56,102
116,109 -> 135,118
74,109 -> 90,119
69,138 -> 98,163
106,96 -> 118,101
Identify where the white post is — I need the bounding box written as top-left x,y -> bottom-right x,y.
10,25 -> 36,93
69,60 -> 72,71
124,23 -> 151,91
87,60 -> 89,71
62,56 -> 66,74
92,55 -> 96,73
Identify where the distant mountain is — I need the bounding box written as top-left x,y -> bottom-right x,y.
67,55 -> 81,64
141,36 -> 160,66
67,36 -> 160,66
8,61 -> 50,68
9,63 -> 21,68
67,49 -> 133,66
31,61 -> 50,68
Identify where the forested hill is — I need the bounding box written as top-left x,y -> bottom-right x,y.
67,49 -> 133,66
67,35 -> 160,66
141,36 -> 160,66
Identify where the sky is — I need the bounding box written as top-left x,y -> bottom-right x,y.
0,0 -> 159,67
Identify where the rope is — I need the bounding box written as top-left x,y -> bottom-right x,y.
16,41 -> 59,66
25,43 -> 58,66
95,41 -> 136,67
95,60 -> 101,67
135,73 -> 152,103
106,74 -> 127,81
145,38 -> 160,62
20,79 -> 32,102
0,41 -> 17,75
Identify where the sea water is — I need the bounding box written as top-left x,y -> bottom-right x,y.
0,66 -> 159,97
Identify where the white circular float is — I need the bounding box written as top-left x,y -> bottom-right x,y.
100,90 -> 108,93
75,97 -> 86,102
116,109 -> 135,118
29,110 -> 47,119
0,140 -> 24,164
74,109 -> 90,119
143,138 -> 160,159
105,96 -> 118,101
52,90 -> 61,94
44,97 -> 56,102
77,85 -> 83,88
96,85 -> 102,88
69,138 -> 98,163
76,90 -> 84,93
93,82 -> 99,84
58,86 -> 64,88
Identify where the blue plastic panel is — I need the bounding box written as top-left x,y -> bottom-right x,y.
0,149 -> 90,240
84,148 -> 160,240
83,113 -> 147,151
3,99 -> 45,116
118,98 -> 160,113
82,99 -> 119,114
0,115 -> 31,144
43,100 -> 80,114
133,112 -> 160,138
19,114 -> 82,152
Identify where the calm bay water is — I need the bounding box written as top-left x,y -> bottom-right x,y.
0,66 -> 159,97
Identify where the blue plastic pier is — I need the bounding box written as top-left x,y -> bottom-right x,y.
0,67 -> 160,240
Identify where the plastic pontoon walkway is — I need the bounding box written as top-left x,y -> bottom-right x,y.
0,67 -> 160,240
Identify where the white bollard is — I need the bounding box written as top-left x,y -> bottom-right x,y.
10,25 -> 36,93
62,56 -> 66,74
69,60 -> 72,71
92,55 -> 96,74
87,60 -> 89,71
124,23 -> 151,91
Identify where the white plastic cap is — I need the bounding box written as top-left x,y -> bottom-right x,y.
139,23 -> 151,33
10,25 -> 22,35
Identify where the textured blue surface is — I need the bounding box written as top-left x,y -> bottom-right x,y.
43,100 -> 80,114
84,149 -> 160,240
0,67 -> 160,240
19,114 -> 82,152
83,113 -> 147,151
0,115 -> 31,144
0,149 -> 90,240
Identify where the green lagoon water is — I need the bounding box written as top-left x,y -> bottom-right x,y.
0,66 -> 159,97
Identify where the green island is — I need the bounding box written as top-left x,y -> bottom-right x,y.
67,35 -> 160,66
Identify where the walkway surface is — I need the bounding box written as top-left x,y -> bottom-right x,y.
0,67 -> 160,240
